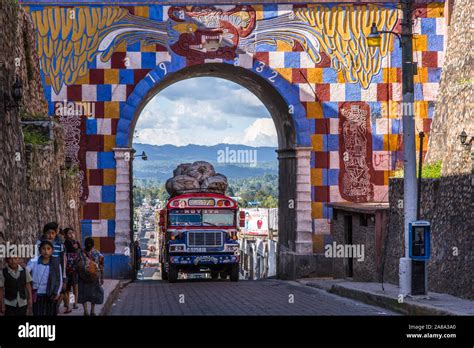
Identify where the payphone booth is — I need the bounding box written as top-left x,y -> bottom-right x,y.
409,221 -> 431,295
409,221 -> 431,260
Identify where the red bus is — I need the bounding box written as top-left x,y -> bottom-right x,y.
158,192 -> 245,282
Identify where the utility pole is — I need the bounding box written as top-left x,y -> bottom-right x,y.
399,0 -> 417,297
416,131 -> 425,220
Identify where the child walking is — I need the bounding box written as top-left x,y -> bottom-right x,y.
27,240 -> 63,316
0,257 -> 33,316
41,223 -> 67,313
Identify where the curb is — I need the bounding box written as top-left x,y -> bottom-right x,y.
328,284 -> 456,316
100,279 -> 132,316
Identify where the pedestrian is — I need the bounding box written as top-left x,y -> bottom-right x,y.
41,223 -> 67,313
63,227 -> 80,313
38,223 -> 64,261
58,227 -> 69,312
58,228 -> 65,241
34,223 -> 52,256
0,257 -> 33,316
77,237 -> 104,316
134,240 -> 142,278
27,239 -> 63,316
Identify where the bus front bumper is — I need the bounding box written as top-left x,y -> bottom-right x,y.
170,254 -> 239,265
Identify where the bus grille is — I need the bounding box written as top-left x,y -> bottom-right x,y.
187,231 -> 223,247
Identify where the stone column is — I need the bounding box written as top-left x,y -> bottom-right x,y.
276,148 -> 296,250
114,148 -> 133,255
295,146 -> 313,254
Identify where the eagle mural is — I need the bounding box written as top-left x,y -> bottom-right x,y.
29,4 -> 398,94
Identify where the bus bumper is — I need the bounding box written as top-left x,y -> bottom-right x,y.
170,254 -> 240,265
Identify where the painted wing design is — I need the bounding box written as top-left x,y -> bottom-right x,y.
241,4 -> 398,89
30,7 -> 168,93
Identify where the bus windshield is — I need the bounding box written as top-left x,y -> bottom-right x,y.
169,213 -> 201,226
202,210 -> 234,227
169,209 -> 234,227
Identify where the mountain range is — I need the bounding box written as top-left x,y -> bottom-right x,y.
132,143 -> 278,180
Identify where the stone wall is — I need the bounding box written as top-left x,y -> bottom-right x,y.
0,1 -> 81,252
329,204 -> 389,282
395,0 -> 474,300
328,2 -> 474,297
331,213 -> 378,281
426,0 -> 473,175
385,178 -> 473,299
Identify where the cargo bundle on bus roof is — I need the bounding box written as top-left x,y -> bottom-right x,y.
165,161 -> 228,197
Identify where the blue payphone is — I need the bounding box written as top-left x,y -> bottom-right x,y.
409,221 -> 431,260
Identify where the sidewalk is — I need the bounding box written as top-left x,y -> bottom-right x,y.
297,278 -> 474,316
58,279 -> 127,316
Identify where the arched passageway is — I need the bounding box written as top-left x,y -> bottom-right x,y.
114,63 -> 313,279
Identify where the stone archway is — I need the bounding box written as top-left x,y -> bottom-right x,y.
19,1 -> 448,280
114,62 -> 313,279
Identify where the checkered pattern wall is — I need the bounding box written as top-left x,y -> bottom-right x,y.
23,2 -> 446,256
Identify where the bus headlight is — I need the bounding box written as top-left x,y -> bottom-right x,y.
169,230 -> 183,240
226,231 -> 238,240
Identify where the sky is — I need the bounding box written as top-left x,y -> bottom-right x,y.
133,77 -> 278,147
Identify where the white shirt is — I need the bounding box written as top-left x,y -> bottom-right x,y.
27,259 -> 62,296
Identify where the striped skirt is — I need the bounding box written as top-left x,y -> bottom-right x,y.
33,295 -> 58,316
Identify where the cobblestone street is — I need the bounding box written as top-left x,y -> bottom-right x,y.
108,279 -> 398,315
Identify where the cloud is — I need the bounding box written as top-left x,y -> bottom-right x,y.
159,78 -> 240,101
134,128 -> 188,146
133,77 -> 276,146
137,100 -> 232,131
154,77 -> 269,119
223,119 -> 277,147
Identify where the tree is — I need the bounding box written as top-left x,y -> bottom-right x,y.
226,186 -> 235,197
261,195 -> 278,208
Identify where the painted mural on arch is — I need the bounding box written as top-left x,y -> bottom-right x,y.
29,4 -> 398,93
19,1 -> 445,271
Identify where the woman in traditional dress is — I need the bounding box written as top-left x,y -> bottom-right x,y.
77,237 -> 104,316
